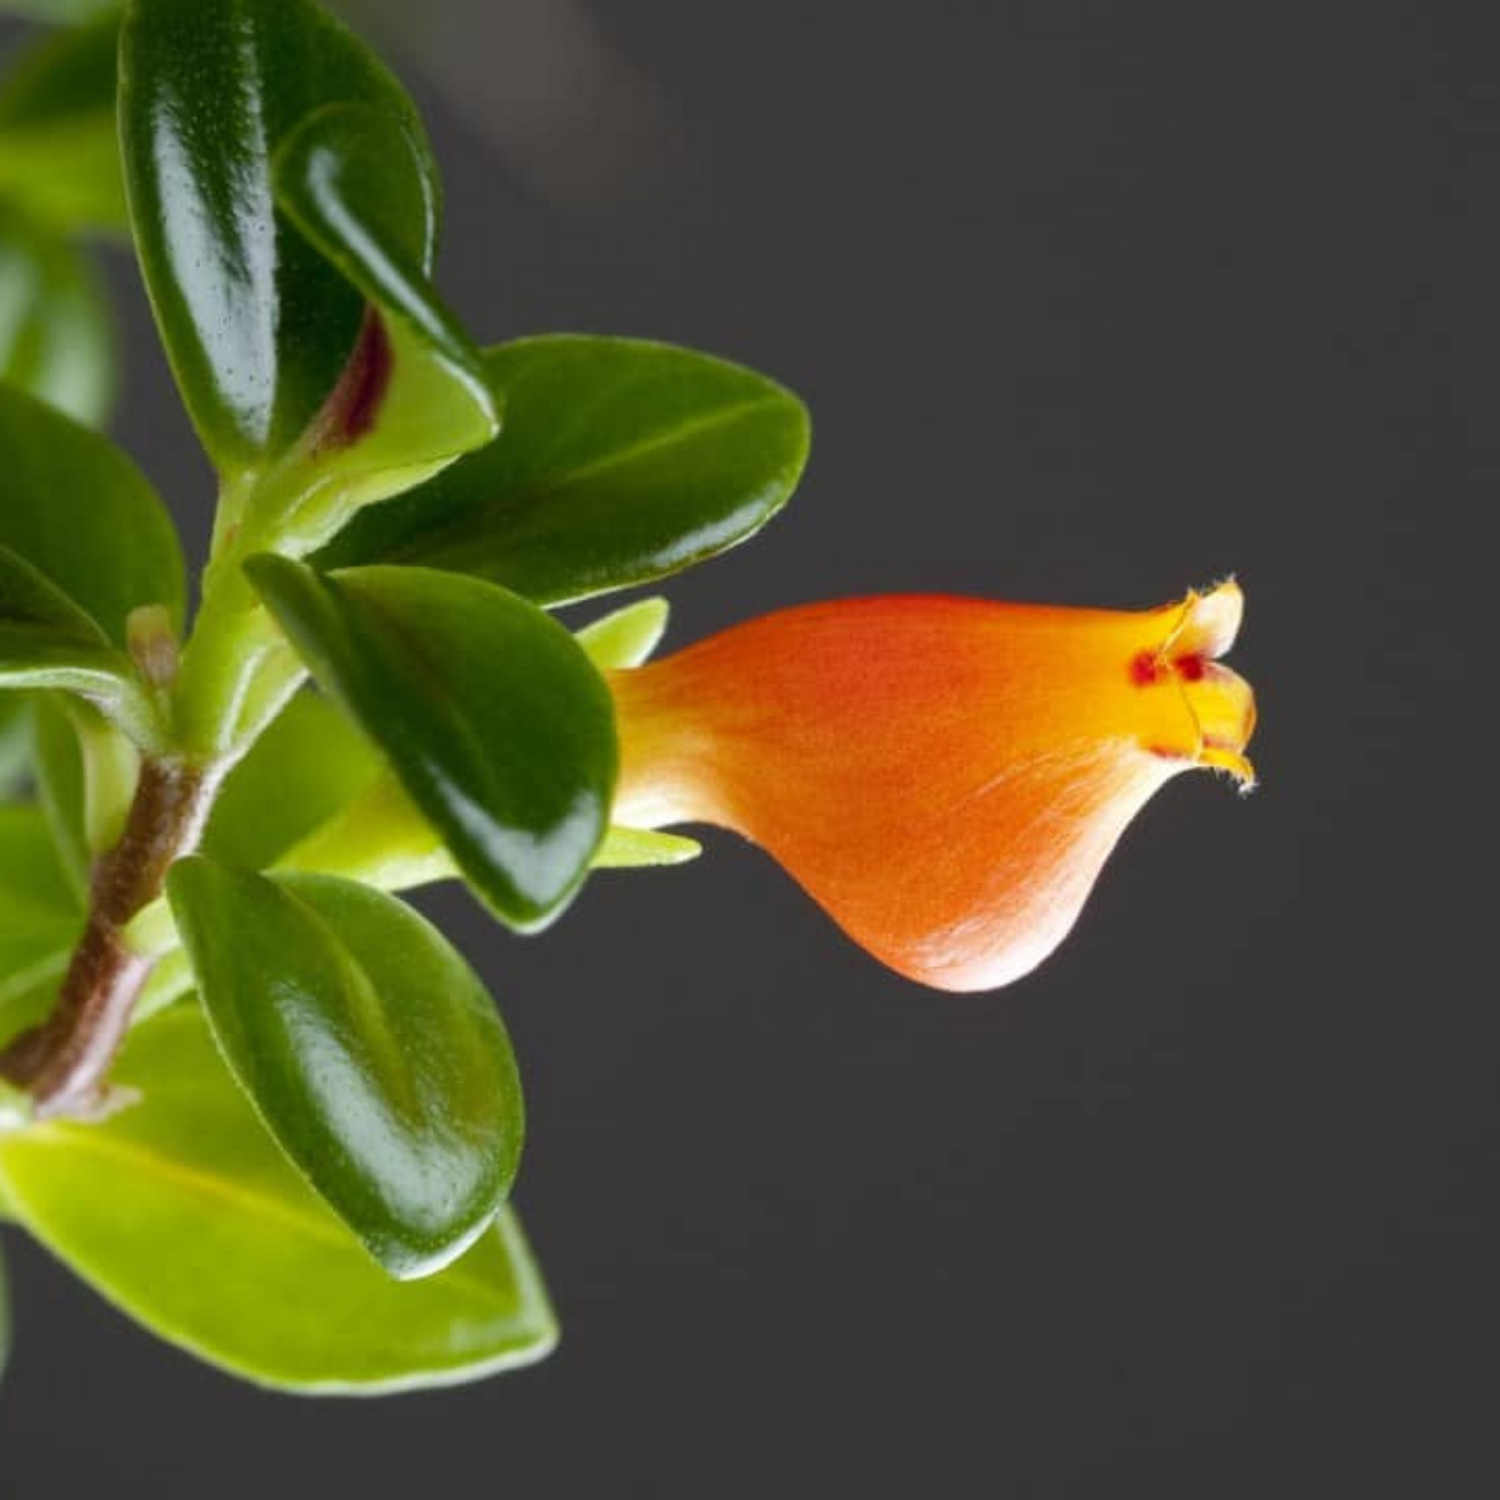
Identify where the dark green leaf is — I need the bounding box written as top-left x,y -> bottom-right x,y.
278,765 -> 700,890
247,557 -> 618,930
119,0 -> 433,469
0,383 -> 184,642
0,206 -> 115,425
169,860 -> 523,1278
0,1005 -> 556,1391
203,688 -> 382,870
0,11 -> 128,235
316,336 -> 810,604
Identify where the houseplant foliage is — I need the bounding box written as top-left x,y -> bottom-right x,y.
0,0 -> 1256,1392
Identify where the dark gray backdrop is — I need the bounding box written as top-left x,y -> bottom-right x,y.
1,2 -> 1491,1495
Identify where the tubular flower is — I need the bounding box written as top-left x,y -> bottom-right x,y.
608,581 -> 1255,992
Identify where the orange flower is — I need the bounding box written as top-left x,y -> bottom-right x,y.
608,581 -> 1255,992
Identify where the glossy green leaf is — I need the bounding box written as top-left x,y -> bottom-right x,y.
203,688 -> 382,870
0,1005 -> 556,1391
0,383 -> 184,642
259,101 -> 497,534
316,336 -> 810,605
169,860 -> 523,1278
0,207 -> 115,426
248,557 -> 618,931
119,0 -> 435,470
0,801 -> 81,1050
0,12 -> 128,235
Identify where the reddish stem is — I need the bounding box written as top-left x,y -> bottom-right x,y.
0,759 -> 215,1119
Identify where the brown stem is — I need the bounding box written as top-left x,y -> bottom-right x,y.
0,758 -> 216,1119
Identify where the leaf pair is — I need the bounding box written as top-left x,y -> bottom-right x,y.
242,331 -> 810,930
120,0 -> 496,515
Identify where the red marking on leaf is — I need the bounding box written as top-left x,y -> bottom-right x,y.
310,306 -> 394,453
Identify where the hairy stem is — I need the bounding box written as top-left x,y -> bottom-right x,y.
0,758 -> 217,1119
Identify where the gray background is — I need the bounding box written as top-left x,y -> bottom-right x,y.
1,1 -> 1491,1495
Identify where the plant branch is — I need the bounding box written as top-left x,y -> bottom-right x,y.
0,757 -> 217,1119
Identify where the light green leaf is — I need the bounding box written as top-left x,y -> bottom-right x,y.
168,861 -> 524,1279
202,688 -> 382,871
248,558 -> 618,931
576,596 -> 670,671
0,383 -> 184,644
316,336 -> 810,605
0,1005 -> 557,1392
0,695 -> 29,794
26,693 -> 137,895
119,0 -> 439,471
0,11 -> 128,235
0,207 -> 115,425
593,825 -> 701,868
276,769 -> 453,893
0,801 -> 81,1049
281,764 -> 699,887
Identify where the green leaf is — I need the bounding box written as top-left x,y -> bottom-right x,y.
0,11 -> 128,235
0,206 -> 115,426
316,336 -> 810,605
168,860 -> 523,1279
0,383 -> 184,643
26,692 -> 137,895
0,695 -> 29,794
203,688 -> 382,871
0,1 -> 116,19
119,0 -> 439,471
248,557 -> 618,931
576,596 -> 670,671
0,1005 -> 556,1392
0,545 -> 151,728
594,825 -> 701,869
279,764 -> 699,889
257,101 -> 497,535
0,801 -> 82,1049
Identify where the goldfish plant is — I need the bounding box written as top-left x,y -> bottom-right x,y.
0,0 -> 1256,1393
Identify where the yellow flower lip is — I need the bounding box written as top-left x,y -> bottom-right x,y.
1139,580 -> 1257,789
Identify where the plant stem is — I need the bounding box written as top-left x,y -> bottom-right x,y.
0,757 -> 217,1119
